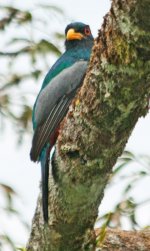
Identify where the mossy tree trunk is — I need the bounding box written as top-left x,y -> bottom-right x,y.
26,0 -> 150,250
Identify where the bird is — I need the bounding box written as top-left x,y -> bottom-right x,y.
30,22 -> 94,222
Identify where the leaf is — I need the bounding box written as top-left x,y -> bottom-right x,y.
0,17 -> 11,30
0,183 -> 16,195
0,74 -> 22,91
0,183 -> 20,214
96,213 -> 112,246
7,37 -> 31,45
16,11 -> 32,24
0,6 -> 32,30
139,170 -> 148,176
129,212 -> 139,229
3,206 -> 19,216
123,183 -> 132,194
0,94 -> 9,107
123,151 -> 135,158
0,46 -> 31,57
0,6 -> 18,12
119,157 -> 133,162
54,32 -> 65,40
38,4 -> 64,15
0,233 -> 16,251
17,105 -> 32,129
35,39 -> 61,56
113,162 -> 129,174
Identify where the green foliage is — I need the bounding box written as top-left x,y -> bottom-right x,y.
0,183 -> 17,213
0,2 -> 64,141
0,6 -> 32,30
97,151 -> 150,230
0,182 -> 29,251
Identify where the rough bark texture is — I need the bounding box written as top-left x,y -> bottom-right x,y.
95,228 -> 150,251
27,0 -> 150,250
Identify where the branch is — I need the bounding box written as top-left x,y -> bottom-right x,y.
27,0 -> 150,250
96,228 -> 150,250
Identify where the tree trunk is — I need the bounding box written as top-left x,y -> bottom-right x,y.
26,0 -> 150,250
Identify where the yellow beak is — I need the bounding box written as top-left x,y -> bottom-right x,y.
66,28 -> 84,40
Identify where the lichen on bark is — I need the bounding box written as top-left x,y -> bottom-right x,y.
96,228 -> 150,250
26,0 -> 150,250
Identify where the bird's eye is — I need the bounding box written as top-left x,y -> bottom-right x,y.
84,27 -> 91,36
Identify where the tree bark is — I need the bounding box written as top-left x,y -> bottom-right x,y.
26,0 -> 150,250
95,228 -> 150,251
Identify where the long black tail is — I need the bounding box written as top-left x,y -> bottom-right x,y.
41,150 -> 49,223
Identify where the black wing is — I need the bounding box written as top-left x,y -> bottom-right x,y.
30,90 -> 76,161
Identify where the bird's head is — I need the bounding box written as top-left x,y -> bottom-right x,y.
65,22 -> 94,50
